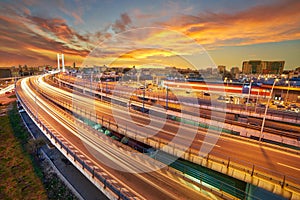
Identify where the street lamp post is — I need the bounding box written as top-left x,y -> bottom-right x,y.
224,77 -> 228,87
142,82 -> 145,112
259,78 -> 278,142
246,79 -> 253,111
254,89 -> 260,113
285,80 -> 290,105
99,73 -> 103,101
166,85 -> 169,110
90,72 -> 93,94
100,80 -> 103,101
224,78 -> 228,101
106,81 -> 108,96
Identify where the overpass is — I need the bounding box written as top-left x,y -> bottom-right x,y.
17,76 -> 235,200
16,74 -> 300,199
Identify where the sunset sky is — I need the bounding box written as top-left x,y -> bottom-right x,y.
0,0 -> 299,70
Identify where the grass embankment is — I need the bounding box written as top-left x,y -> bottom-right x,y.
0,103 -> 47,199
0,102 -> 77,200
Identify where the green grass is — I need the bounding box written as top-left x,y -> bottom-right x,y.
0,103 -> 47,200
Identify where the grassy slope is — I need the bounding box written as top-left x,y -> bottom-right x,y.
0,103 -> 47,200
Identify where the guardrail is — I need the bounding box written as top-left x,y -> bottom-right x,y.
15,86 -> 135,200
35,80 -> 300,199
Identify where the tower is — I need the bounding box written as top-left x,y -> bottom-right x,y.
57,53 -> 65,72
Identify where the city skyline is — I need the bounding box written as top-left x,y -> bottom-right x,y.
0,0 -> 299,69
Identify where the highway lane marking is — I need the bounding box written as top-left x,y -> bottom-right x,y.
198,140 -> 221,148
217,134 -> 300,158
277,162 -> 300,171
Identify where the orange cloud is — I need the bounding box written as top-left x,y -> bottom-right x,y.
0,0 -> 299,68
162,0 -> 300,48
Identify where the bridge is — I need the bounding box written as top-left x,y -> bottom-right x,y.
15,74 -> 300,200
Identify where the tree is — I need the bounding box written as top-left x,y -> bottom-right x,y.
27,137 -> 46,157
23,64 -> 28,71
18,64 -> 23,76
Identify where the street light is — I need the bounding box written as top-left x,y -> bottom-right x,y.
142,82 -> 146,112
90,71 -> 93,94
224,77 -> 229,95
166,85 -> 169,110
100,79 -> 103,101
224,77 -> 228,86
254,77 -> 263,112
246,79 -> 253,111
254,88 -> 260,113
106,81 -> 108,96
259,78 -> 278,142
285,80 -> 290,105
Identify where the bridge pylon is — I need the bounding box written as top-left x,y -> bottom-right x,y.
57,53 -> 65,72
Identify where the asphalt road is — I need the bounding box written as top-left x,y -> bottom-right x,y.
17,77 -> 212,200
40,75 -> 300,184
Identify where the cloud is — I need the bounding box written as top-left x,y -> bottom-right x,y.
152,0 -> 298,49
59,1 -> 85,25
0,0 -> 299,68
0,2 -> 93,67
112,13 -> 132,33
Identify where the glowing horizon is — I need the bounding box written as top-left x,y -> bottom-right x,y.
0,0 -> 299,69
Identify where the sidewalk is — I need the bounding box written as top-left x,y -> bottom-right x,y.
21,111 -> 108,200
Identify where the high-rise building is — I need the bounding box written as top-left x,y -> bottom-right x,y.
242,60 -> 284,74
230,67 -> 240,79
0,68 -> 12,78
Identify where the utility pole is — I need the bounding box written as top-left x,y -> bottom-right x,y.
142,82 -> 145,112
285,80 -> 290,105
166,85 -> 169,110
246,79 -> 253,111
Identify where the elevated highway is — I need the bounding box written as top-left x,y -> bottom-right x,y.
34,74 -> 300,199
16,76 -> 232,200
53,75 -> 300,147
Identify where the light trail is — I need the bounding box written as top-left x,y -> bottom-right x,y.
20,76 -> 216,200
